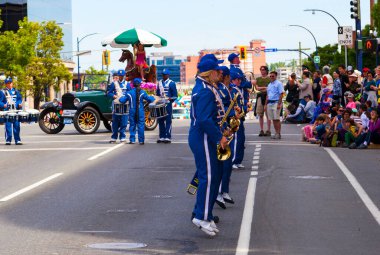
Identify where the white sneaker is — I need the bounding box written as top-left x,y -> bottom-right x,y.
210,220 -> 219,233
236,164 -> 245,169
120,139 -> 126,143
215,194 -> 226,209
232,164 -> 239,169
164,138 -> 172,143
109,139 -> 116,143
192,218 -> 216,236
222,193 -> 235,204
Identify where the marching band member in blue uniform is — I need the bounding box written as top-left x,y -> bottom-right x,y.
120,78 -> 155,145
228,53 -> 252,89
156,69 -> 178,144
189,56 -> 227,237
214,66 -> 237,209
230,72 -> 246,169
107,69 -> 131,143
3,78 -> 23,145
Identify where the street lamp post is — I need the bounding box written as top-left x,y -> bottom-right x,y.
304,9 -> 349,69
289,24 -> 319,70
76,33 -> 99,89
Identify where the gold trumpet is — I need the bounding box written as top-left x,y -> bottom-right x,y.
217,94 -> 239,161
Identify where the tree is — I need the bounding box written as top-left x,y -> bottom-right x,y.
0,18 -> 72,108
269,61 -> 286,71
372,2 -> 380,34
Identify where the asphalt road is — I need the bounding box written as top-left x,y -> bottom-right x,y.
0,119 -> 379,255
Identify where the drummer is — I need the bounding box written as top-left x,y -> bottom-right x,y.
3,78 -> 23,145
156,69 -> 178,144
107,70 -> 130,143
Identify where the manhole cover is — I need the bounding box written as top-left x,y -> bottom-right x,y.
87,242 -> 147,250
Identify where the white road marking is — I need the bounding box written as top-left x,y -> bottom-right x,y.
325,148 -> 380,226
0,147 -> 110,152
255,148 -> 261,152
251,171 -> 258,176
251,166 -> 258,170
88,143 -> 125,161
236,176 -> 258,255
22,140 -> 109,144
252,160 -> 259,165
78,231 -> 115,233
0,173 -> 63,202
254,152 -> 260,156
253,156 -> 260,160
256,144 -> 261,148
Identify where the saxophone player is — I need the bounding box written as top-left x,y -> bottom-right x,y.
189,55 -> 227,237
107,70 -> 131,143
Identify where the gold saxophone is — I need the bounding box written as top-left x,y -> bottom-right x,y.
217,93 -> 239,161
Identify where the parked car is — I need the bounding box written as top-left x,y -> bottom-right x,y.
38,74 -> 158,134
172,107 -> 190,119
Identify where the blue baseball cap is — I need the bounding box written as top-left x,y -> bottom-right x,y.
197,59 -> 222,73
5,78 -> 12,83
220,66 -> 230,76
117,69 -> 126,76
201,54 -> 224,64
228,53 -> 239,62
133,78 -> 142,85
162,68 -> 170,75
230,71 -> 242,80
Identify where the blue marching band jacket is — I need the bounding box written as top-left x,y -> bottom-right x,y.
1,88 -> 22,110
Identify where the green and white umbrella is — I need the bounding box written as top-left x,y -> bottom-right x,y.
101,28 -> 167,48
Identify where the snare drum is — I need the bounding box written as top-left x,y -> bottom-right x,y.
27,109 -> 40,123
5,112 -> 17,123
0,111 -> 5,124
148,102 -> 168,118
18,111 -> 30,123
114,102 -> 130,115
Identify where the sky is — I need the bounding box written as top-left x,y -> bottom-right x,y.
71,0 -> 371,72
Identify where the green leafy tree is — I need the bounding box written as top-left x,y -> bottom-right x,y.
372,2 -> 380,33
269,61 -> 286,71
0,18 -> 72,108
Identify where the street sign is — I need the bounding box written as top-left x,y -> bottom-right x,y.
254,47 -> 261,54
338,26 -> 353,46
264,48 -> 278,52
313,56 -> 320,64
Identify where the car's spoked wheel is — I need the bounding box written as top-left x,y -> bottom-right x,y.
74,107 -> 100,134
144,107 -> 158,131
38,108 -> 65,134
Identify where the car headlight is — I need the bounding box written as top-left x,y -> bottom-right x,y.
53,98 -> 59,107
73,98 -> 81,107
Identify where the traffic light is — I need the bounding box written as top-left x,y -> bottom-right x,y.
102,50 -> 110,66
239,46 -> 247,60
364,39 -> 378,52
350,0 -> 360,19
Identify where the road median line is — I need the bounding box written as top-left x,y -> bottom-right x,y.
88,143 -> 125,161
0,173 -> 63,202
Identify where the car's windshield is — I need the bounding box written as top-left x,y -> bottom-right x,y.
82,74 -> 110,91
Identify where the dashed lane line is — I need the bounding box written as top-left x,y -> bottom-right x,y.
325,148 -> 380,226
236,144 -> 260,255
87,143 -> 125,161
0,173 -> 63,202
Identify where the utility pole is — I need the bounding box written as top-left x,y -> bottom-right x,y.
299,42 -> 302,74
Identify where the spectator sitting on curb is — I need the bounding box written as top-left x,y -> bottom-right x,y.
285,94 -> 315,124
343,118 -> 362,147
308,115 -> 327,144
349,107 -> 380,149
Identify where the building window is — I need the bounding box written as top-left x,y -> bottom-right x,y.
157,60 -> 164,66
166,57 -> 174,65
175,60 -> 182,65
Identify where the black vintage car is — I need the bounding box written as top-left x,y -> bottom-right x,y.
38,74 -> 158,134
